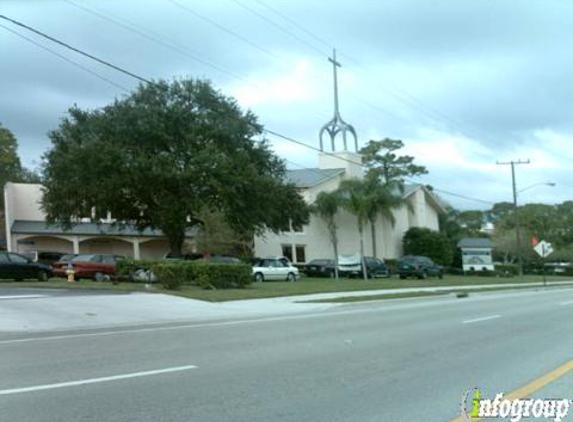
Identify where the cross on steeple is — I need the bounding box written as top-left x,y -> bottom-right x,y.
319,49 -> 357,152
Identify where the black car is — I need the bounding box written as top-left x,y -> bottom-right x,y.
0,252 -> 53,281
398,255 -> 443,279
339,256 -> 391,278
304,259 -> 335,277
37,251 -> 66,266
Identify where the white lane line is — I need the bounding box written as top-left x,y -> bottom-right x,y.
0,365 -> 197,396
0,295 -> 47,300
463,315 -> 502,324
560,300 -> 573,306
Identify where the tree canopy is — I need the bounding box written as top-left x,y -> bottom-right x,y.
0,123 -> 40,240
41,78 -> 309,254
360,138 -> 428,191
402,227 -> 453,266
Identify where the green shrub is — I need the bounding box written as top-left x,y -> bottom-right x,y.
445,266 -> 464,275
151,262 -> 252,290
385,259 -> 398,274
152,263 -> 184,290
116,258 -> 168,283
494,264 -> 518,277
116,258 -> 165,276
402,227 -> 453,266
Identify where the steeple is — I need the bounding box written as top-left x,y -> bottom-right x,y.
319,49 -> 358,152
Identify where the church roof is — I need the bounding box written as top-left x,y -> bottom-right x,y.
286,168 -> 345,188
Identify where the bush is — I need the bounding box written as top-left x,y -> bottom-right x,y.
384,259 -> 398,274
116,258 -> 167,282
445,266 -> 464,275
494,264 -> 518,277
402,227 -> 453,266
152,262 -> 185,290
151,262 -> 252,290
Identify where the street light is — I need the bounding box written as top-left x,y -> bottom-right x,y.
514,181 -> 555,276
517,182 -> 556,195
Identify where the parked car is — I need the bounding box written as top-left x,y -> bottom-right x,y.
397,255 -> 443,279
338,256 -> 391,278
252,257 -> 299,282
0,251 -> 52,281
52,254 -> 123,280
37,251 -> 66,266
304,259 -> 335,277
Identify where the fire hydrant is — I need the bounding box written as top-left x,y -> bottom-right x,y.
65,263 -> 75,283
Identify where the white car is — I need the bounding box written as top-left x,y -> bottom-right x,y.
252,257 -> 299,282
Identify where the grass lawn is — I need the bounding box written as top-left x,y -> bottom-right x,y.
0,274 -> 570,302
303,284 -> 571,303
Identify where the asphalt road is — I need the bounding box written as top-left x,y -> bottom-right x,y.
1,288 -> 573,422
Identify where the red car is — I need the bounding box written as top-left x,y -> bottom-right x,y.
52,254 -> 123,280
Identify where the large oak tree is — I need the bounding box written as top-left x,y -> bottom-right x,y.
41,79 -> 309,255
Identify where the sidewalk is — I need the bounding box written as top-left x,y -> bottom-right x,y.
1,280 -> 571,333
233,279 -> 573,304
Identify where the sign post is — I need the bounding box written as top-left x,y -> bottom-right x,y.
533,240 -> 554,286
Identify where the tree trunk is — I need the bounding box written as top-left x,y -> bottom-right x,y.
359,224 -> 367,281
166,228 -> 185,258
333,238 -> 340,281
370,218 -> 377,258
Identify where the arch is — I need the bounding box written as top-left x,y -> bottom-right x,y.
14,235 -> 73,254
79,236 -> 134,258
139,238 -> 170,260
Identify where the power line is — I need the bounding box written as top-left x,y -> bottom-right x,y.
1,14 -> 494,208
253,0 -> 332,49
165,0 -> 279,59
230,0 -> 326,56
62,0 -> 251,83
0,24 -> 130,92
237,3 -> 497,145
0,14 -> 153,85
265,129 -> 495,206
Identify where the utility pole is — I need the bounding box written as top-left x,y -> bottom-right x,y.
497,159 -> 530,276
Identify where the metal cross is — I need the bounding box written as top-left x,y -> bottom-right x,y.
319,49 -> 357,152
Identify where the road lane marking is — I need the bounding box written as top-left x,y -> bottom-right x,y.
446,360 -> 573,422
0,365 -> 198,396
462,315 -> 501,324
0,295 -> 47,300
560,300 -> 573,305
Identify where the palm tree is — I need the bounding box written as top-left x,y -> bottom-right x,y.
337,179 -> 370,281
363,174 -> 404,258
311,191 -> 341,280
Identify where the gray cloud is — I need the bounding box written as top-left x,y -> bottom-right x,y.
1,0 -> 572,209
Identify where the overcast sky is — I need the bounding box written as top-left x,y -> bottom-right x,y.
2,0 -> 572,210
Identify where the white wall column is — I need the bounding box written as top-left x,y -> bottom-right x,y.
72,236 -> 80,254
132,238 -> 141,260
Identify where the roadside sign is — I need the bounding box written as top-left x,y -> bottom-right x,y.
534,240 -> 553,258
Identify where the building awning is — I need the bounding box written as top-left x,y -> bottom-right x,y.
10,220 -> 197,238
457,237 -> 495,248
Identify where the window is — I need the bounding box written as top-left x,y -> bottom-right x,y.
102,255 -> 116,264
0,254 -> 9,263
8,253 -> 28,263
281,244 -> 293,262
295,245 -> 306,263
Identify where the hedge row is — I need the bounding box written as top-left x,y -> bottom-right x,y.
116,259 -> 165,277
151,262 -> 252,290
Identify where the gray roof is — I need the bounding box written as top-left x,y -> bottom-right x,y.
10,220 -> 197,238
286,168 -> 345,188
457,237 -> 495,248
